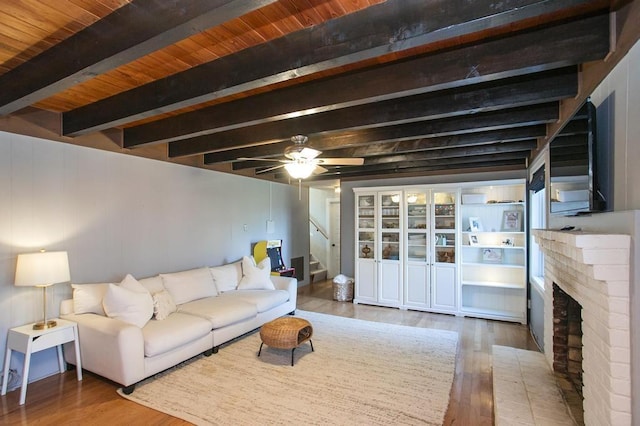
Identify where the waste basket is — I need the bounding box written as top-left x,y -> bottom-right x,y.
332,274 -> 354,302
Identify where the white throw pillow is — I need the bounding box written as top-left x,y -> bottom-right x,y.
103,283 -> 153,328
238,256 -> 275,290
160,267 -> 218,305
72,283 -> 110,315
210,261 -> 242,293
139,275 -> 165,294
152,290 -> 177,320
120,273 -> 148,293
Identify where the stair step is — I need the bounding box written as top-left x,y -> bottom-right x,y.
310,268 -> 327,283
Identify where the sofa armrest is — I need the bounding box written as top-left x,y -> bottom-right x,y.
61,312 -> 145,387
270,276 -> 297,308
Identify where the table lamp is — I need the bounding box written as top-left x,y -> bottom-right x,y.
15,250 -> 70,330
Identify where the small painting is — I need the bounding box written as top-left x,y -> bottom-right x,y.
469,234 -> 479,246
469,217 -> 483,232
502,210 -> 522,231
482,248 -> 503,263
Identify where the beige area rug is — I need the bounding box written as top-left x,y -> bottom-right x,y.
118,311 -> 458,425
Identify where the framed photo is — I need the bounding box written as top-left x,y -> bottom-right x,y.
502,210 -> 522,231
469,234 -> 479,246
482,248 -> 503,263
468,217 -> 483,232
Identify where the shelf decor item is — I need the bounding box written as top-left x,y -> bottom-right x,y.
502,210 -> 522,231
361,244 -> 371,258
482,248 -> 503,263
468,217 -> 483,232
469,234 -> 479,246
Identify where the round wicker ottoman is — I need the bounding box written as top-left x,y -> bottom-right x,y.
258,317 -> 314,366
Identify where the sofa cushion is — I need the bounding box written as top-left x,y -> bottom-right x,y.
142,312 -> 212,357
218,290 -> 289,313
152,290 -> 177,320
72,283 -> 110,315
179,297 -> 257,329
209,261 -> 242,293
139,275 -> 165,294
120,274 -> 151,294
160,267 -> 217,305
103,284 -> 154,328
238,256 -> 275,290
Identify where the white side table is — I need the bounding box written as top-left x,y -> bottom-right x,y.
1,318 -> 82,405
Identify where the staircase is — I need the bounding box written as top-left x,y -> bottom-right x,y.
309,254 -> 327,284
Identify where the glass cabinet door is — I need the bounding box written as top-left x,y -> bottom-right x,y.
356,194 -> 376,259
379,192 -> 401,261
433,191 -> 457,264
406,192 -> 428,262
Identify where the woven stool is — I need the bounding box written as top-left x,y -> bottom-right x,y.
258,317 -> 314,366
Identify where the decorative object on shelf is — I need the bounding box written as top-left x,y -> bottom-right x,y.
14,250 -> 71,330
468,217 -> 483,232
482,248 -> 503,263
502,238 -> 514,247
502,210 -> 522,231
361,244 -> 371,258
437,249 -> 454,263
469,234 -> 479,246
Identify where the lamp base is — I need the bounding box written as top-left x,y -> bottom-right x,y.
33,320 -> 57,330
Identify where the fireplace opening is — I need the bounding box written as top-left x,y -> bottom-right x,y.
553,283 -> 584,424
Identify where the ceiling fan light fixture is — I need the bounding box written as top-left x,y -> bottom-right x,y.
285,161 -> 315,179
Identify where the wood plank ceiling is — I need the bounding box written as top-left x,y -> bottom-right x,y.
0,0 -> 635,183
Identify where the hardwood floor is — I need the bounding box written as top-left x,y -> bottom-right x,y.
1,280 -> 537,425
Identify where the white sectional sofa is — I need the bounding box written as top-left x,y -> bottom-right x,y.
60,257 -> 297,394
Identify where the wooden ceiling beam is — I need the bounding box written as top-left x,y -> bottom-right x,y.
172,68 -> 577,158
297,154 -> 529,179
204,104 -> 557,163
309,127 -> 545,159
0,0 -> 277,115
63,0 -> 601,136
123,13 -> 609,147
232,140 -> 536,171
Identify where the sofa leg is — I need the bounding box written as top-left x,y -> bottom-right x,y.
288,310 -> 296,315
213,346 -> 219,354
122,385 -> 135,395
204,348 -> 213,357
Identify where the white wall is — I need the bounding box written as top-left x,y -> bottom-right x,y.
0,131 -> 306,383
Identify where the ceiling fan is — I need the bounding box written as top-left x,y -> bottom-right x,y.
239,135 -> 364,179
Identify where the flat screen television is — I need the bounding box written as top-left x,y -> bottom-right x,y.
549,98 -> 611,215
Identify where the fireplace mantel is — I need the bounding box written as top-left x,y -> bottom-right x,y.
532,229 -> 631,425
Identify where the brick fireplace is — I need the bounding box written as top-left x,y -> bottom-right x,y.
532,230 -> 631,425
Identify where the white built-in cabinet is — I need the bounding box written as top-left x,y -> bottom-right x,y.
353,180 -> 526,324
354,190 -> 403,307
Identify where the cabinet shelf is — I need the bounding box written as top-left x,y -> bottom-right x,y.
461,280 -> 524,289
461,261 -> 524,269
460,305 -> 524,319
463,244 -> 524,250
461,202 -> 523,207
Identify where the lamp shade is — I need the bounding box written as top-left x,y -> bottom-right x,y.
15,251 -> 70,287
285,162 -> 315,179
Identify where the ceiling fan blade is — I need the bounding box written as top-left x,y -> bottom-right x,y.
316,157 -> 364,166
313,165 -> 329,174
238,157 -> 287,163
299,147 -> 321,159
255,164 -> 285,174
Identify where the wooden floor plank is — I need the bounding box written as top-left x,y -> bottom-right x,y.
0,279 -> 536,425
